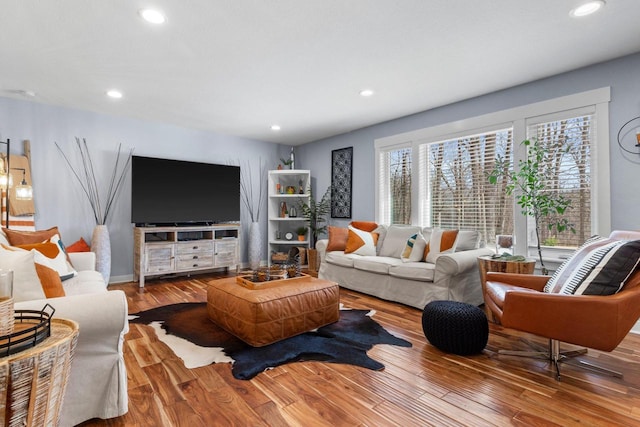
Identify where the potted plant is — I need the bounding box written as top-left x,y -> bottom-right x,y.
296,226 -> 308,241
298,186 -> 331,271
488,138 -> 575,274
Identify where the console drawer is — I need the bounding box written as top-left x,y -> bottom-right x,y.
175,241 -> 214,255
176,254 -> 214,270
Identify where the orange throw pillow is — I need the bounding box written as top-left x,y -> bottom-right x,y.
349,221 -> 378,232
66,237 -> 91,253
327,226 -> 349,251
16,242 -> 60,258
4,226 -> 61,246
34,263 -> 66,298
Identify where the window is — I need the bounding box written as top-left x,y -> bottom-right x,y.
419,128 -> 513,245
377,146 -> 412,224
525,111 -> 593,249
375,88 -> 610,260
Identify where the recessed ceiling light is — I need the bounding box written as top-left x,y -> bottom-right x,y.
570,1 -> 605,17
138,8 -> 166,24
359,89 -> 374,97
270,124 -> 281,131
106,89 -> 123,99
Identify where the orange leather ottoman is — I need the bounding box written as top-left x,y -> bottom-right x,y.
206,276 -> 340,347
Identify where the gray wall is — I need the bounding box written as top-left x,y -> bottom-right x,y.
297,52 -> 640,233
1,52 -> 639,280
0,98 -> 282,281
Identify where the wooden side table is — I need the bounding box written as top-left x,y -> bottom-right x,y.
478,255 -> 536,321
0,318 -> 79,426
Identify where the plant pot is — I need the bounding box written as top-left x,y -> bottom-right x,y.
297,235 -> 305,242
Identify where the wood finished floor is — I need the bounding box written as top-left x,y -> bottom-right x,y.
79,272 -> 640,426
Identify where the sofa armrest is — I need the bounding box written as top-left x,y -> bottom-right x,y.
15,290 -> 129,424
316,239 -> 329,264
69,251 -> 96,271
435,247 -> 494,276
14,290 -> 128,347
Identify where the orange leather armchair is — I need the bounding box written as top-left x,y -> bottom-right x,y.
484,230 -> 640,378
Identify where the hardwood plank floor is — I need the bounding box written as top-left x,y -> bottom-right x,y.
79,272 -> 640,426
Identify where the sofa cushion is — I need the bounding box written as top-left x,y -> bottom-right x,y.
545,236 -> 640,296
455,230 -> 481,251
544,235 -> 612,293
326,226 -> 349,251
353,256 -> 403,274
379,225 -> 421,258
349,221 -> 378,232
62,270 -> 107,296
344,226 -> 378,256
373,225 -> 387,255
66,237 -> 91,253
325,251 -> 359,268
401,233 -> 427,263
34,263 -> 66,298
389,262 -> 436,282
0,247 -> 46,302
3,226 -> 61,246
425,229 -> 459,263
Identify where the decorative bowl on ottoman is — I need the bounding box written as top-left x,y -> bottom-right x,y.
422,300 -> 488,355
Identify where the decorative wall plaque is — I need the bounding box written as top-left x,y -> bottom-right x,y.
331,147 -> 353,218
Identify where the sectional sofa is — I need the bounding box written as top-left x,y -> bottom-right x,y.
317,224 -> 493,309
0,230 -> 128,426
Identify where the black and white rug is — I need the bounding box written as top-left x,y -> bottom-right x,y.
129,302 -> 412,380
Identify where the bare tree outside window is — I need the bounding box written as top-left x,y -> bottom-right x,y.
389,148 -> 411,224
424,129 -> 513,247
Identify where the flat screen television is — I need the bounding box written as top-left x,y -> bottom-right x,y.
131,156 -> 240,226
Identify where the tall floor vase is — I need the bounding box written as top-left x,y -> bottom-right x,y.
248,222 -> 262,270
91,224 -> 111,284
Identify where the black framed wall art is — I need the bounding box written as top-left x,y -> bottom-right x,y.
331,147 -> 353,218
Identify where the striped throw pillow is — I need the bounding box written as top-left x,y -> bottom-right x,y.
545,236 -> 640,295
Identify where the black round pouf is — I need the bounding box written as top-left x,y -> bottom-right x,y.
422,300 -> 488,355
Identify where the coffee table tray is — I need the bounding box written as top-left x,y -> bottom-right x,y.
236,273 -> 311,289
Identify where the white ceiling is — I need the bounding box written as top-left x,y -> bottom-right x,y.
1,1 -> 640,146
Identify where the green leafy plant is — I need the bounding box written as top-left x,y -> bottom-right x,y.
488,138 -> 575,274
296,226 -> 308,236
280,157 -> 294,167
298,186 -> 331,248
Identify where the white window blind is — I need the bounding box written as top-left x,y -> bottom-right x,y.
419,128 -> 513,245
526,113 -> 593,248
378,147 -> 412,225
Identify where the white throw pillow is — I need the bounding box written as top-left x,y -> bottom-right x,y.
0,246 -> 46,302
344,226 -> 377,256
425,229 -> 459,263
401,233 -> 427,263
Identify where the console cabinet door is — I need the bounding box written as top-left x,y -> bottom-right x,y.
145,244 -> 174,273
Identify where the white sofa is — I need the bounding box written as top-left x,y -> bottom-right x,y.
13,251 -> 129,426
317,225 -> 493,309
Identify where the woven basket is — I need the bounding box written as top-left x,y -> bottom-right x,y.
0,298 -> 14,336
0,319 -> 78,426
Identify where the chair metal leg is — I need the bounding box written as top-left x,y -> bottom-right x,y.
498,338 -> 620,380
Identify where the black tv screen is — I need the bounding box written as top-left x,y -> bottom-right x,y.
131,156 -> 240,225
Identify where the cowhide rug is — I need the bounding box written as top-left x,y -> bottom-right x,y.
129,302 -> 412,380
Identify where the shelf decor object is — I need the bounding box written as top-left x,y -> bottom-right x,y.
331,146 -> 353,219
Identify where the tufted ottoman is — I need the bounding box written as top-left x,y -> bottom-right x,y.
422,300 -> 488,355
207,276 -> 340,347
